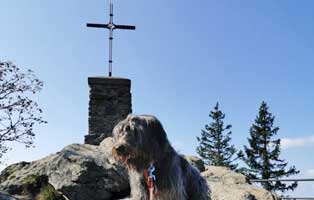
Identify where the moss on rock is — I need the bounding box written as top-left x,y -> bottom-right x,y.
19,174 -> 46,197
19,174 -> 65,200
36,184 -> 65,200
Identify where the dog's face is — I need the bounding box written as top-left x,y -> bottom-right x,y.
112,115 -> 168,171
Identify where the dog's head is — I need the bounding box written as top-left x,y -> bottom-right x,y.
112,114 -> 169,171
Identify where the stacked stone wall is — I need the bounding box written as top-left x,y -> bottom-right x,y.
85,77 -> 132,145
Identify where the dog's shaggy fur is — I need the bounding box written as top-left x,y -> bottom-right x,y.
112,114 -> 210,200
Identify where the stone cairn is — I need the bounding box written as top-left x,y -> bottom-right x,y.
85,77 -> 132,145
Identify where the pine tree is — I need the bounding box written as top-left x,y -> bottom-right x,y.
241,101 -> 299,192
196,102 -> 238,170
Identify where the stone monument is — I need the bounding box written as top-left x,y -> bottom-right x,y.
84,3 -> 135,145
85,77 -> 132,145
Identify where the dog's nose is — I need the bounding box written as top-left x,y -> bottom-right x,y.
115,145 -> 126,155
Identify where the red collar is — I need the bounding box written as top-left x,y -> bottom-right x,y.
143,169 -> 158,200
143,169 -> 154,188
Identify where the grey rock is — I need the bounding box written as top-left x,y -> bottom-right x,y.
1,140 -> 277,200
0,142 -> 129,200
0,192 -> 20,200
0,173 -> 66,200
202,166 -> 276,200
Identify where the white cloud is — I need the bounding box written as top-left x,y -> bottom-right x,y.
306,169 -> 314,177
281,135 -> 314,149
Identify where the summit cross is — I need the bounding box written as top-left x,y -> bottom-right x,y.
87,3 -> 136,77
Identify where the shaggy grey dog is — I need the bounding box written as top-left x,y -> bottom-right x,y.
112,114 -> 210,200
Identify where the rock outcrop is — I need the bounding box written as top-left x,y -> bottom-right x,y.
0,192 -> 20,200
0,140 -> 129,200
203,166 -> 276,200
184,156 -> 275,199
0,138 -> 275,200
0,173 -> 66,200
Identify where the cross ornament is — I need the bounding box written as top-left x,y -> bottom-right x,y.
87,3 -> 136,77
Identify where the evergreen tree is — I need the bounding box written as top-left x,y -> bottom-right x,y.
196,102 -> 238,170
241,101 -> 299,192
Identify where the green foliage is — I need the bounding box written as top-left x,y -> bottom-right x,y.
22,174 -> 40,184
37,184 -> 64,200
21,174 -> 64,200
240,101 -> 299,192
196,102 -> 239,170
20,174 -> 46,196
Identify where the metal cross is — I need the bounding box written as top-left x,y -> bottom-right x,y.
87,3 -> 136,77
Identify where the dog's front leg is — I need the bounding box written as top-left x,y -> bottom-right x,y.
130,184 -> 149,200
128,170 -> 149,200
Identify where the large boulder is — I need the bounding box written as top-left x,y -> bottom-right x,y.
0,139 -> 276,200
0,192 -> 20,200
0,140 -> 129,200
202,166 -> 276,200
182,156 -> 275,200
0,174 -> 66,200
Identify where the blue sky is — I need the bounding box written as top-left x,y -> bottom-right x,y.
1,0 -> 314,196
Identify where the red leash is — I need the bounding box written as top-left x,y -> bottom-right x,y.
143,169 -> 156,200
